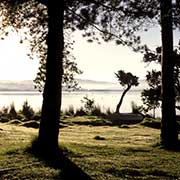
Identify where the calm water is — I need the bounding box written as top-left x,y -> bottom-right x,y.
0,90 -> 162,116
62,90 -> 143,112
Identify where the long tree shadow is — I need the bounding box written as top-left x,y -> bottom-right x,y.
51,150 -> 93,180
28,145 -> 93,180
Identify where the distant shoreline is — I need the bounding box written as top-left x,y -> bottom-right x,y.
0,89 -> 143,93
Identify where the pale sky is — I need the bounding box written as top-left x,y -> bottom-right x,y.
73,28 -> 161,82
0,26 -> 178,82
0,34 -> 39,80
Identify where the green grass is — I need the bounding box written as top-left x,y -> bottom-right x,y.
1,116 -> 180,179
0,124 -> 62,179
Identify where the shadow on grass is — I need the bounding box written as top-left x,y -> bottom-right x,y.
153,140 -> 180,152
27,144 -> 93,180
105,167 -> 177,179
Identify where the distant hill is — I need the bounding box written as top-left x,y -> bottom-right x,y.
77,79 -> 147,91
0,80 -> 35,91
0,79 -> 147,91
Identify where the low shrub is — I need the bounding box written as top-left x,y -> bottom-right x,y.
75,107 -> 87,116
81,96 -> 95,114
105,107 -> 113,115
91,105 -> 104,116
20,101 -> 35,120
0,106 -> 9,117
33,115 -> 41,121
8,103 -> 17,120
0,116 -> 9,123
16,113 -> 26,121
21,120 -> 40,128
140,117 -> 161,129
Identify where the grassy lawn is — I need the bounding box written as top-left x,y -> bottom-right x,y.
0,116 -> 180,179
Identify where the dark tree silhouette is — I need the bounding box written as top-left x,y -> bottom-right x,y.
35,0 -> 64,153
160,0 -> 178,147
141,70 -> 161,118
115,70 -> 139,113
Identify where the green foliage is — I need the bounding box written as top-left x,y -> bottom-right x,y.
141,70 -> 161,116
141,88 -> 161,111
91,105 -> 104,116
63,104 -> 107,117
75,107 -> 87,116
21,120 -> 40,128
1,106 -> 9,116
0,101 -> 41,123
105,107 -> 113,115
20,101 -> 34,120
8,102 -> 17,119
81,96 -> 95,114
145,70 -> 161,88
142,49 -> 163,117
141,45 -> 180,117
80,97 -> 104,116
140,117 -> 161,129
115,70 -> 139,87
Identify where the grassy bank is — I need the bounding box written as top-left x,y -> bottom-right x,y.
0,116 -> 180,179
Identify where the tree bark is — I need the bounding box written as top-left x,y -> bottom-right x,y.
115,85 -> 131,113
37,1 -> 64,153
160,0 -> 178,147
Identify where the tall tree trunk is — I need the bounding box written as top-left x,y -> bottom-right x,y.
160,0 -> 178,147
37,1 -> 64,153
115,85 -> 131,113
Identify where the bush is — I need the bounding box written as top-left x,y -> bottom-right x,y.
21,120 -> 40,128
8,103 -> 17,119
105,107 -> 113,115
81,96 -> 95,114
0,106 -> 9,117
140,117 -> 161,129
16,113 -> 26,121
0,106 -> 9,122
0,116 -> 9,123
75,107 -> 87,116
20,101 -> 34,120
33,109 -> 41,121
91,105 -> 104,116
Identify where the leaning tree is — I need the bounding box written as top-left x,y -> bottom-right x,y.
115,70 -> 139,113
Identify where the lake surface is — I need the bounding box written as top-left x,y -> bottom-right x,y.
0,90 -> 162,116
